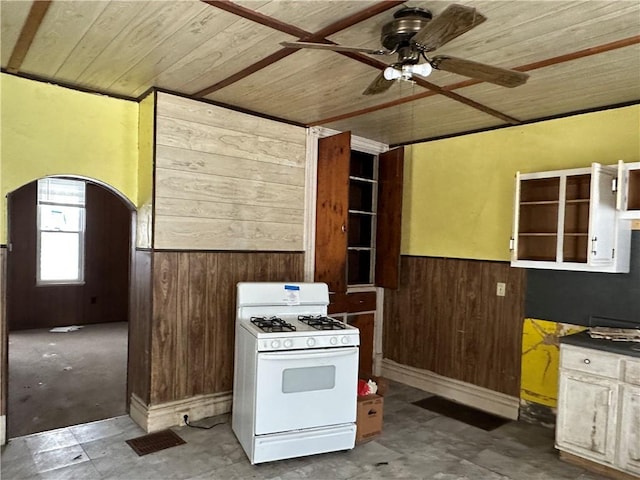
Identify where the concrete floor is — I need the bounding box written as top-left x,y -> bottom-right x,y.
1,381 -> 609,480
8,322 -> 128,438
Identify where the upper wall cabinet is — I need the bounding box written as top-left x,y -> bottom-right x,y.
315,132 -> 403,293
511,163 -> 631,273
618,161 -> 640,220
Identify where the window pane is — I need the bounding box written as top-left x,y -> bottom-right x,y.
38,178 -> 85,205
40,205 -> 82,232
40,232 -> 81,281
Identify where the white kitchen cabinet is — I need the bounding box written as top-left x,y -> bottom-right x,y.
510,163 -> 631,273
617,160 -> 640,220
618,384 -> 640,475
556,342 -> 640,477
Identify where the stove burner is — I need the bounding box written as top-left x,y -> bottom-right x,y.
250,316 -> 296,333
298,315 -> 346,330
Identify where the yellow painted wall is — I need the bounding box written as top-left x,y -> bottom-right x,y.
136,91 -> 155,248
402,105 -> 640,260
520,318 -> 586,408
0,73 -> 139,244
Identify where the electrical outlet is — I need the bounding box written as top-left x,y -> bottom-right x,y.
496,282 -> 506,297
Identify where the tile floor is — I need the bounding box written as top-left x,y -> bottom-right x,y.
1,382 -> 609,480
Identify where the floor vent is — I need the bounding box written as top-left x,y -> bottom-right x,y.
413,396 -> 510,431
126,429 -> 186,456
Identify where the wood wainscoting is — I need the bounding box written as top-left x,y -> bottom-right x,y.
149,251 -> 303,403
129,249 -> 304,431
0,246 -> 6,443
383,256 -> 526,398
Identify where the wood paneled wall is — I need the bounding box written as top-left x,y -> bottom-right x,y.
149,250 -> 303,405
1,246 -> 6,419
384,256 -> 526,396
129,249 -> 152,405
7,182 -> 131,330
153,93 -> 307,251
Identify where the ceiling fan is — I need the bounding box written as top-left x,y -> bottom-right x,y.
281,4 -> 529,95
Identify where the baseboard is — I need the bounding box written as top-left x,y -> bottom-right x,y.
130,391 -> 232,433
559,450 -> 638,480
381,358 -> 519,420
0,414 -> 5,445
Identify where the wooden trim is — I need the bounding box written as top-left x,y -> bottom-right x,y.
513,35 -> 640,75
1,70 -> 138,102
559,451 -> 638,480
195,1 -> 403,97
310,34 -> 640,129
310,2 -> 404,40
6,0 -> 51,73
197,1 -> 516,123
202,0 -> 309,38
194,49 -> 296,97
394,99 -> 640,147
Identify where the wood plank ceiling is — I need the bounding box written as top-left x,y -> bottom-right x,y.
2,0 -> 639,145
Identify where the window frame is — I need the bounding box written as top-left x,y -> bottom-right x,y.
36,178 -> 87,286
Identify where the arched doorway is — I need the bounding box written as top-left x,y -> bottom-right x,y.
5,177 -> 133,437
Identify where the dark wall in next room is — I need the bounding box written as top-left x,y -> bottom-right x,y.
7,181 -> 131,331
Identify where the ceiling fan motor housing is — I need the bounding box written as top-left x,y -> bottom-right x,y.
381,7 -> 432,63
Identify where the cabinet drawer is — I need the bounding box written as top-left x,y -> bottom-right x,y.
348,292 -> 376,312
561,345 -> 620,379
328,292 -> 376,314
623,359 -> 640,386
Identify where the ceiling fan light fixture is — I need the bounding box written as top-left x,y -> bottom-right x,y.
409,62 -> 433,78
383,66 -> 402,80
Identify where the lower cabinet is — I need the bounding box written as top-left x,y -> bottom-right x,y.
556,343 -> 640,477
618,384 -> 640,475
329,290 -> 376,379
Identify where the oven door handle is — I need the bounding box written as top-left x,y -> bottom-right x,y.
260,348 -> 357,361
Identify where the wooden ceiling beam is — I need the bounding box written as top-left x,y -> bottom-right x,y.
310,34 -> 640,127
196,0 -> 403,97
6,0 -> 51,74
198,0 -> 516,123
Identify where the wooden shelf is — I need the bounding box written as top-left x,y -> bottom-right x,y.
628,169 -> 640,210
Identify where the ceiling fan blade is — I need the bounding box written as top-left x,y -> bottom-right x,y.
280,41 -> 391,56
412,4 -> 487,52
432,55 -> 529,87
362,71 -> 395,95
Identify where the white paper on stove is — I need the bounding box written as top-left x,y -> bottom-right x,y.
283,284 -> 300,305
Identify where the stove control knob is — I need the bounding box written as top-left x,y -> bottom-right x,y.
341,336 -> 350,345
283,339 -> 293,348
271,340 -> 281,349
307,338 -> 316,347
330,337 -> 338,345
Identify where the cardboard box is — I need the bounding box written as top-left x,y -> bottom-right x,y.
356,394 -> 383,444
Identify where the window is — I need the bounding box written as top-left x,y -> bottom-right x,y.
37,178 -> 86,285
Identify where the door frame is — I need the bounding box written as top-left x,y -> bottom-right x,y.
1,175 -> 136,444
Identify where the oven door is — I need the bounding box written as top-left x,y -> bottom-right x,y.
254,347 -> 358,435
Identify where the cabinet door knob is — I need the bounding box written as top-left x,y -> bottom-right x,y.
341,224 -> 346,233
583,358 -> 591,364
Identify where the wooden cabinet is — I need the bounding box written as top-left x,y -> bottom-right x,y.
618,384 -> 640,475
557,343 -> 640,477
511,163 -> 631,273
315,132 -> 403,292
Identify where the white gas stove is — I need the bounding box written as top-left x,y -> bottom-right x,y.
232,282 -> 360,464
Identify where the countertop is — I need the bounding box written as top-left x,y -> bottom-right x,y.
560,330 -> 640,358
